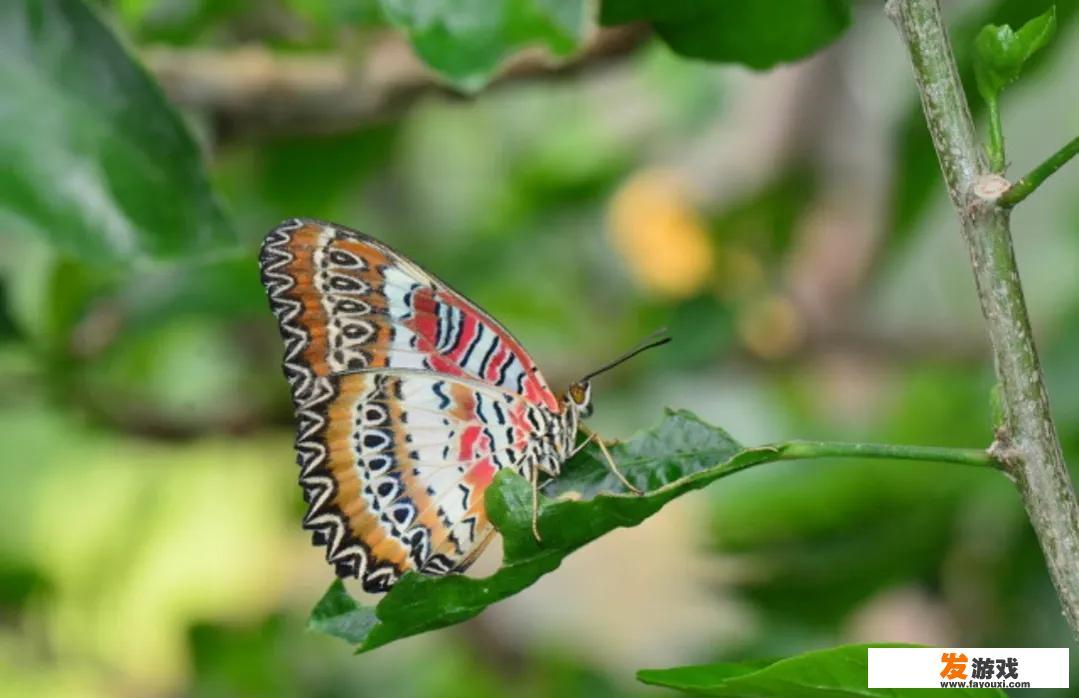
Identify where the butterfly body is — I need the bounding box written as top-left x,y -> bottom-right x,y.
259,219 -> 588,592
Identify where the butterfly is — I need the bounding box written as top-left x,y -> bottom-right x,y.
259,218 -> 668,592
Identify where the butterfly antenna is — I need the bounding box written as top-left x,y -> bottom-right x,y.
577,328 -> 672,383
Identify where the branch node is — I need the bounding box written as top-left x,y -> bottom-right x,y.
988,429 -> 1019,478
973,174 -> 1011,202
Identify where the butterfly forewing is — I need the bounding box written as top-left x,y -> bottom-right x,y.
259,219 -> 565,592
259,218 -> 559,409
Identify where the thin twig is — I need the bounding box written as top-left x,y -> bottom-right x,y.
986,98 -> 1006,172
1001,134 -> 1079,207
886,0 -> 1079,637
777,440 -> 996,469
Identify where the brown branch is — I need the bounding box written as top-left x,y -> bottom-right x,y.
145,25 -> 649,139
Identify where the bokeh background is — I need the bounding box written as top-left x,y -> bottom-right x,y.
1,0 -> 1078,696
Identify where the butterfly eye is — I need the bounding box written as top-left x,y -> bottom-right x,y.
568,382 -> 590,406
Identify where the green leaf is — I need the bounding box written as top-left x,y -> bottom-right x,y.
638,644 -> 1007,696
973,6 -> 1057,105
308,579 -> 380,643
600,0 -> 851,69
307,409 -> 778,652
380,0 -> 588,91
0,0 -> 236,265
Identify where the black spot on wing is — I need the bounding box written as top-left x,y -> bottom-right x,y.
432,381 -> 451,410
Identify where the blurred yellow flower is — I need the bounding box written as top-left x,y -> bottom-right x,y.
607,169 -> 715,299
737,294 -> 805,359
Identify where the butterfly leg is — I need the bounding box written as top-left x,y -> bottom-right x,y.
530,461 -> 543,542
571,429 -> 597,457
579,424 -> 643,495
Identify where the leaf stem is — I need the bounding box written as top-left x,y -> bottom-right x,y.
775,440 -> 996,468
886,0 -> 1079,638
986,98 -> 1006,171
1000,134 -> 1079,207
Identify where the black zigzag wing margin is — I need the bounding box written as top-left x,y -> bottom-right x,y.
259,219 -> 401,593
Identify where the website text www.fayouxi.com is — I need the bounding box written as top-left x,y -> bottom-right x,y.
868,647 -> 1068,689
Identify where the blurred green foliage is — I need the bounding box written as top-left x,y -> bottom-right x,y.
380,0 -> 588,91
1,0 -> 1078,696
0,0 -> 236,265
710,368 -> 993,623
601,0 -> 851,69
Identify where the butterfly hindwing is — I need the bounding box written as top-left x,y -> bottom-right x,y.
294,368 -> 553,591
259,218 -> 559,411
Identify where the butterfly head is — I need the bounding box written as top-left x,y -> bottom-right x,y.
559,330 -> 672,446
566,330 -> 671,425
566,381 -> 594,419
